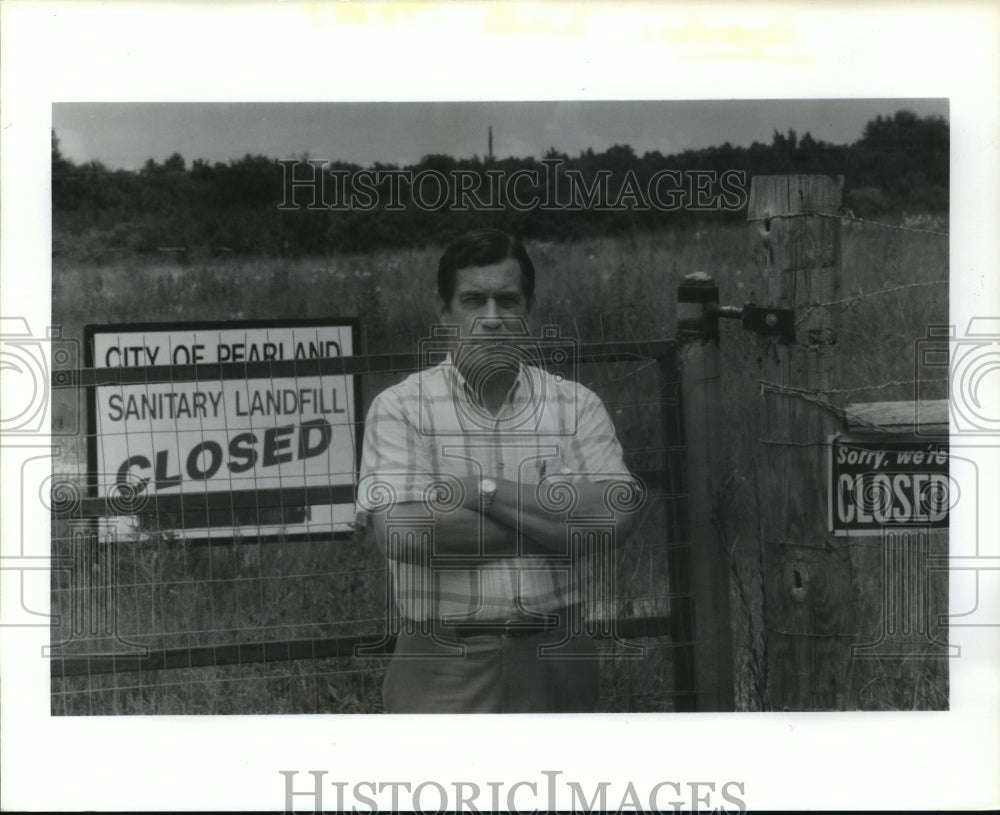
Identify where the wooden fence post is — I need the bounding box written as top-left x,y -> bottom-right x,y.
677,272 -> 734,711
746,175 -> 854,710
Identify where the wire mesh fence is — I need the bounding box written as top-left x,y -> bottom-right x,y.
49,339 -> 692,714
44,210 -> 951,714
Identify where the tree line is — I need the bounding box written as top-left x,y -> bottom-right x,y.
52,109 -> 948,261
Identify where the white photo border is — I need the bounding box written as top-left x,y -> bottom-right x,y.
2,1 -> 998,811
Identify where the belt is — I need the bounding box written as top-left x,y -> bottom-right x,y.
443,606 -> 581,639
447,619 -> 554,638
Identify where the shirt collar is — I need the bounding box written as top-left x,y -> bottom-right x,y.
440,353 -> 535,412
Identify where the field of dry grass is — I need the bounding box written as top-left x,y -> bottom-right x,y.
50,216 -> 949,713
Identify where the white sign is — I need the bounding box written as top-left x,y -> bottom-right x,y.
87,321 -> 359,534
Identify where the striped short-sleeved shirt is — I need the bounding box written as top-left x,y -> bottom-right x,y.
356,359 -> 632,623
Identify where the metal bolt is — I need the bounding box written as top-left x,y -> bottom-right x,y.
765,312 -> 778,327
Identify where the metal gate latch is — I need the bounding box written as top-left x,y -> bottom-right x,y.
710,303 -> 795,343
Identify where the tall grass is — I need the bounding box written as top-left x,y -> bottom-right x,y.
51,217 -> 949,713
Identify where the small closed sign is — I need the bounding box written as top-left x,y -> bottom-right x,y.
828,434 -> 951,534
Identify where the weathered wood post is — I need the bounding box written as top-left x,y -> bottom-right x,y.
747,175 -> 853,710
840,402 -> 954,676
677,272 -> 734,711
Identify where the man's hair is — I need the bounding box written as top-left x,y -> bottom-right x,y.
437,228 -> 535,307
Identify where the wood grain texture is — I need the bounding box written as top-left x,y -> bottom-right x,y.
749,175 -> 859,710
845,399 -> 948,435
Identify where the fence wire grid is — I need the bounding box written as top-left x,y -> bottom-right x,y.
49,340 -> 692,714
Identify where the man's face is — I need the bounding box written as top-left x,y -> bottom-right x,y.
438,258 -> 530,339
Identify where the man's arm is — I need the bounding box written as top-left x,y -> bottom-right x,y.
488,385 -> 642,553
357,387 -> 541,562
367,501 -> 529,561
358,380 -> 640,561
369,471 -> 639,562
482,474 -> 642,555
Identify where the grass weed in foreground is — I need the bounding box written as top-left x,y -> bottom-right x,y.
50,218 -> 949,712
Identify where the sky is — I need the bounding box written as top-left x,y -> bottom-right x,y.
53,98 -> 949,171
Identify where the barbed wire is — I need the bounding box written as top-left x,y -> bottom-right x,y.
822,378 -> 948,395
757,380 -> 888,432
746,210 -> 949,237
797,279 -> 948,325
822,211 -> 948,237
757,378 -> 951,432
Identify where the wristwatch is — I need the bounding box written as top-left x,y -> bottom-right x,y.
478,478 -> 497,513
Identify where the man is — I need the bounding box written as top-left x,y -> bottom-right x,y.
356,228 -> 640,713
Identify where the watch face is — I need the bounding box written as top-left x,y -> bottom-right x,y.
480,478 -> 497,495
